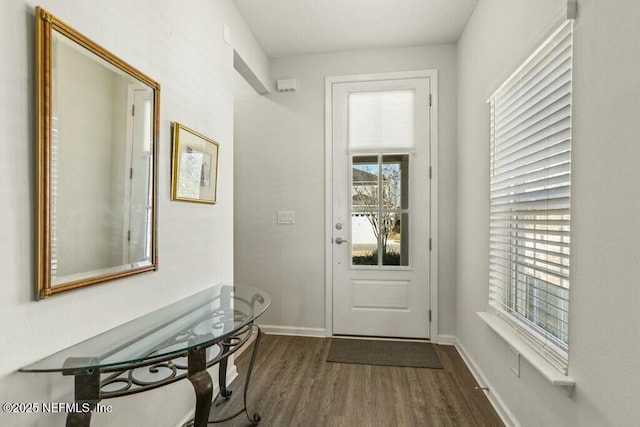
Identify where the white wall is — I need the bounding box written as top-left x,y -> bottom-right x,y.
457,0 -> 640,425
0,1 -> 267,426
234,45 -> 458,337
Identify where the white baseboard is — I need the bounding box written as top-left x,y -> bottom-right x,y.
259,324 -> 327,337
175,364 -> 239,427
437,334 -> 457,345
226,364 -> 238,388
454,339 -> 520,427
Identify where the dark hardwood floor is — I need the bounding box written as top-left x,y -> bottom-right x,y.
210,334 -> 503,427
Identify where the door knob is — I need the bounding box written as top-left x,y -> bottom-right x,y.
335,237 -> 349,244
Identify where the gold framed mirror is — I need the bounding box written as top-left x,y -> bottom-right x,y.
35,7 -> 160,299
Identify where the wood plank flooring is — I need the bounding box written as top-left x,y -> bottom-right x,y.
210,334 -> 503,426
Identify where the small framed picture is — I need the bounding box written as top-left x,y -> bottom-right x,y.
171,122 -> 219,204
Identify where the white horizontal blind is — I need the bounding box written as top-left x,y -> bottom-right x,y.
348,90 -> 414,152
488,21 -> 573,373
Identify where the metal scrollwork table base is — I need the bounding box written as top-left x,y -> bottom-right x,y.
19,284 -> 271,427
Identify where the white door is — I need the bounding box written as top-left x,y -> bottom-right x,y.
331,76 -> 431,339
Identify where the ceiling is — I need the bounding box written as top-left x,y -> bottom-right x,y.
233,0 -> 478,58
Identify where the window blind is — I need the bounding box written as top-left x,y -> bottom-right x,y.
348,90 -> 414,152
488,21 -> 572,374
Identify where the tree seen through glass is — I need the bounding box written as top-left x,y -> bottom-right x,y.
351,155 -> 409,266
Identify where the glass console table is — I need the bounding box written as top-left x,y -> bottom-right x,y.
20,284 -> 271,427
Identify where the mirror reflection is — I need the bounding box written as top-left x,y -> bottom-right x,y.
37,8 -> 160,298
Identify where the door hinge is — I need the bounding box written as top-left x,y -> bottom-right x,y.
127,230 -> 131,242
429,238 -> 432,251
429,93 -> 432,107
131,104 -> 135,116
429,166 -> 432,179
130,167 -> 133,180
429,309 -> 432,323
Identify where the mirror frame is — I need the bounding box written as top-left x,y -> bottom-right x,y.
35,7 -> 160,299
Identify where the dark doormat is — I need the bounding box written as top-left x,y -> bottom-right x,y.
327,338 -> 443,369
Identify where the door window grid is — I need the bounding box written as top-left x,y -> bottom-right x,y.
351,154 -> 409,267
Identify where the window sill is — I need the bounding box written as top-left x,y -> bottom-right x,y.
477,311 -> 575,388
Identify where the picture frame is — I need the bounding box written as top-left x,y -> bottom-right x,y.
171,122 -> 219,204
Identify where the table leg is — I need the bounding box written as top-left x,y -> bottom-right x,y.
218,341 -> 232,399
66,409 -> 93,427
65,369 -> 100,427
188,347 -> 213,427
209,325 -> 262,425
241,325 -> 262,425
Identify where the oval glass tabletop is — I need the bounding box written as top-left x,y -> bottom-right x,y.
20,284 -> 271,373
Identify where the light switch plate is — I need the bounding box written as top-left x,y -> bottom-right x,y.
277,211 -> 295,224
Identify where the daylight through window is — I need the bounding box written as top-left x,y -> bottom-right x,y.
488,21 -> 573,373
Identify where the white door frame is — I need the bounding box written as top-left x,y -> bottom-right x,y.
324,70 -> 439,342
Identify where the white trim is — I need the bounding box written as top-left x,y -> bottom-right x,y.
226,363 -> 239,390
428,70 -> 439,344
176,405 -> 195,426
324,70 -> 439,342
437,334 -> 457,346
327,69 -> 437,85
260,325 -> 327,338
477,312 -> 576,388
324,76 -> 334,338
454,338 -> 521,427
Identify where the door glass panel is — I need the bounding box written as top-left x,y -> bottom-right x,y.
352,156 -> 379,209
382,154 -> 409,210
352,213 -> 379,265
351,155 -> 410,267
382,213 -> 409,266
352,155 -> 379,266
